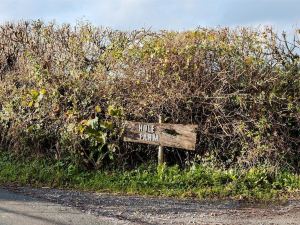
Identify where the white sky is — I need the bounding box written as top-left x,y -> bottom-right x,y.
0,0 -> 299,32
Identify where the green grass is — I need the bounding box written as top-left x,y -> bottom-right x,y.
0,153 -> 299,200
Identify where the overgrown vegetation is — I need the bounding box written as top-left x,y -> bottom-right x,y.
0,21 -> 299,172
0,153 -> 299,200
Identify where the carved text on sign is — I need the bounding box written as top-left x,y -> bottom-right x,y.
138,124 -> 159,142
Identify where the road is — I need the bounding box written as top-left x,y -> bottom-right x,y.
0,186 -> 299,225
0,188 -> 118,225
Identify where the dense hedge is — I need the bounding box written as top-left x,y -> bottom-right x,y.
0,21 -> 299,170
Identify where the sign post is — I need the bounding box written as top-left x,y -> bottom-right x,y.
158,115 -> 164,165
123,120 -> 197,164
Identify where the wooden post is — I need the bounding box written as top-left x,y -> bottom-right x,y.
158,115 -> 164,165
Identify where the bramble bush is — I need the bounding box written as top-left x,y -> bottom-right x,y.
0,21 -> 299,171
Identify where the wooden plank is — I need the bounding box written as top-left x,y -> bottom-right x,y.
123,121 -> 197,150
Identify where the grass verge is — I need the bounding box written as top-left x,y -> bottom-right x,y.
0,153 -> 299,200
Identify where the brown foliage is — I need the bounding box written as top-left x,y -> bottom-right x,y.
0,21 -> 299,170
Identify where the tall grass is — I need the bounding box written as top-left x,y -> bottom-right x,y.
0,152 -> 299,200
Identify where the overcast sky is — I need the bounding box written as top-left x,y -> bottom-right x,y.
0,0 -> 299,31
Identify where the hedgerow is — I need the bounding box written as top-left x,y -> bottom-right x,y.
0,21 -> 299,170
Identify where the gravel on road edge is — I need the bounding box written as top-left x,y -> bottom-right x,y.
2,185 -> 300,225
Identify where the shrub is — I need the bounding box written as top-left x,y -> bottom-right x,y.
0,21 -> 299,170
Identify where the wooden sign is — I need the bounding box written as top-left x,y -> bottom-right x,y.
124,121 -> 197,150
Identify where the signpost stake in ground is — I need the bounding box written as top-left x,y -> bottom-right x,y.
158,115 -> 164,165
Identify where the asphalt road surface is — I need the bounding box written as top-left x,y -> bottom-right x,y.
0,188 -> 118,225
0,186 -> 299,225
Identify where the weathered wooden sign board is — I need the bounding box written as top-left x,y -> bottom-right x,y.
124,121 -> 197,150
